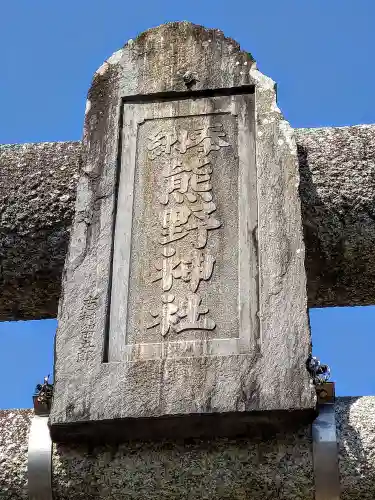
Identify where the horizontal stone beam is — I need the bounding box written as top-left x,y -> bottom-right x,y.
1,397 -> 374,499
297,125 -> 375,308
0,142 -> 82,320
1,124 -> 374,320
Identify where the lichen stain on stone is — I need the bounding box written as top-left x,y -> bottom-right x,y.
65,399 -> 91,422
84,64 -> 117,180
89,23 -> 255,100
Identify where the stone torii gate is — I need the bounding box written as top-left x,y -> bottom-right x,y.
1,22 -> 375,500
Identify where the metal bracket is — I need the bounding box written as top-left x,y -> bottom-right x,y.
28,377 -> 53,500
312,382 -> 341,500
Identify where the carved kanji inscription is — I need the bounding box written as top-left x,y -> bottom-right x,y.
147,124 -> 230,159
145,123 -> 229,338
125,112 -> 239,345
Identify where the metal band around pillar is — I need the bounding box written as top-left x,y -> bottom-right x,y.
312,382 -> 340,500
28,379 -> 53,500
28,414 -> 53,500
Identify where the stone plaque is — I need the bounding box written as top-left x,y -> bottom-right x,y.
50,22 -> 315,442
109,95 -> 258,361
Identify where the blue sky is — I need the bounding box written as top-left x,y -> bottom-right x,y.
1,0 -> 375,408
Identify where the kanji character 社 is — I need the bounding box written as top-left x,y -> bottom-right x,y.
174,293 -> 216,333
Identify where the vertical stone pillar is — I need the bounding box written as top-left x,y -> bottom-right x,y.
51,22 -> 315,441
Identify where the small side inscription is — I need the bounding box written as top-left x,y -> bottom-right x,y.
77,294 -> 98,362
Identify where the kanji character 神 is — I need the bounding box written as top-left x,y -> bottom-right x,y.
151,248 -> 216,292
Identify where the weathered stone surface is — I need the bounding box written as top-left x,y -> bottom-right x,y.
297,125 -> 375,307
50,22 -> 314,440
0,410 -> 30,499
1,398 -> 375,499
0,141 -> 82,320
2,128 -> 375,320
336,397 -> 375,500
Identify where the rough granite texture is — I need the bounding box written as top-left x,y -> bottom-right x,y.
0,142 -> 82,320
0,410 -> 30,499
296,125 -> 375,307
2,126 -> 375,320
51,21 -> 314,439
1,398 -> 374,499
